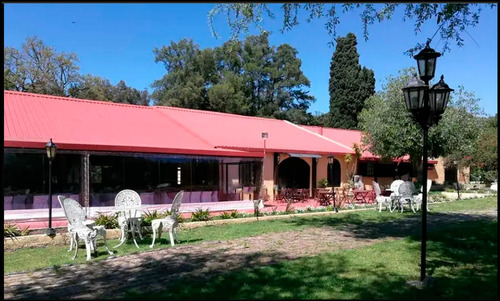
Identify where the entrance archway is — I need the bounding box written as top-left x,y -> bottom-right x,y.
277,157 -> 310,188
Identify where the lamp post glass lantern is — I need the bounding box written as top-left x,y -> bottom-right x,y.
402,41 -> 453,284
45,138 -> 57,236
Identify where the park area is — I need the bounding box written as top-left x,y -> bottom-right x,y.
4,196 -> 498,300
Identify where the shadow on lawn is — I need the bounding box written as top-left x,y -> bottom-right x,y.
6,213 -> 496,300
121,218 -> 497,300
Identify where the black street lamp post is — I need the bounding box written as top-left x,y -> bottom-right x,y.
402,40 -> 454,284
327,155 -> 338,212
45,138 -> 57,236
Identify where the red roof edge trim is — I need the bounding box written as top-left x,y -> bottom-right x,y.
4,90 -> 154,110
153,105 -> 286,122
4,142 -> 261,158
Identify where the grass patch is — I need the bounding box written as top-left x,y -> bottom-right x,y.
124,218 -> 497,299
4,196 -> 497,276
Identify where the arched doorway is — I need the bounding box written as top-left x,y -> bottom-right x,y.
277,157 -> 310,188
328,159 -> 341,187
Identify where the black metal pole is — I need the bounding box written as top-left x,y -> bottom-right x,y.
47,159 -> 54,235
421,125 -> 429,282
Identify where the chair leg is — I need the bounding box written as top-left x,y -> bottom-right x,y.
114,225 -> 127,248
97,227 -> 113,255
68,231 -> 76,252
130,220 -> 140,249
72,234 -> 79,260
149,220 -> 160,248
84,237 -> 93,261
168,227 -> 175,247
136,221 -> 143,240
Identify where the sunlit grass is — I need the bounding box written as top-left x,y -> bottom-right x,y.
124,219 -> 497,299
4,196 -> 497,276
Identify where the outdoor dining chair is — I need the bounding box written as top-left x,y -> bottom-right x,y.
413,179 -> 433,211
114,189 -> 143,249
372,181 -> 393,212
58,196 -> 113,260
150,190 -> 184,248
396,181 -> 417,213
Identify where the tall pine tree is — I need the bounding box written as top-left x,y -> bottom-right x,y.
328,33 -> 375,129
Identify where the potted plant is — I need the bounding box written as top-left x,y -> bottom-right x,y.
318,178 -> 328,188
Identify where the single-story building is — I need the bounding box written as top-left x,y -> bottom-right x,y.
4,90 -> 456,218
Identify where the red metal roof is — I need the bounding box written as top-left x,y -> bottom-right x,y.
301,125 -> 438,164
4,91 -> 353,157
3,91 -> 254,157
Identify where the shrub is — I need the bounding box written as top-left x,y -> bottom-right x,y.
285,201 -> 295,214
318,178 -> 329,188
191,208 -> 212,222
219,212 -> 232,219
94,212 -> 119,229
141,209 -> 169,227
4,222 -> 29,238
4,222 -> 21,238
230,210 -> 241,218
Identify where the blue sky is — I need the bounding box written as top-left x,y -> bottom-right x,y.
4,3 -> 498,117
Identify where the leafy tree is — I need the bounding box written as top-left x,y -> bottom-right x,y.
151,33 -> 316,124
467,114 -> 498,184
208,3 -> 496,55
358,67 -> 482,180
151,39 -> 210,109
68,74 -> 115,101
328,33 -> 375,129
4,36 -> 80,96
69,76 -> 150,105
5,36 -> 151,105
112,80 -> 150,106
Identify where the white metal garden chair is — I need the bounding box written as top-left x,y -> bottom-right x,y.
372,181 -> 393,212
114,189 -> 143,248
413,179 -> 432,211
58,196 -> 113,260
149,190 -> 184,248
395,181 -> 417,213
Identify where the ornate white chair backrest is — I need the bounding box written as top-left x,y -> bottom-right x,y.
372,181 -> 382,197
390,180 -> 404,196
170,190 -> 184,219
420,179 -> 432,193
115,189 -> 141,217
398,181 -> 415,198
59,196 -> 87,227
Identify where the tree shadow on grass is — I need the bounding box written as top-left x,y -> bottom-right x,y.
6,213 -> 496,300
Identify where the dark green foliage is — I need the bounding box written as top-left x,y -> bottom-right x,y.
209,4 -> 496,55
93,212 -> 119,229
4,36 -> 79,96
141,209 -> 170,227
358,68 -> 483,180
5,36 -> 151,104
191,208 -> 213,222
219,212 -> 233,219
4,222 -> 29,238
68,76 -> 150,105
151,33 -> 316,124
328,33 -> 375,130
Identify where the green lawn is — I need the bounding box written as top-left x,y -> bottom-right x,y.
4,196 -> 498,299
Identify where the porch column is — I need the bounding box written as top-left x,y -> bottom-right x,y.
81,152 -> 90,211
